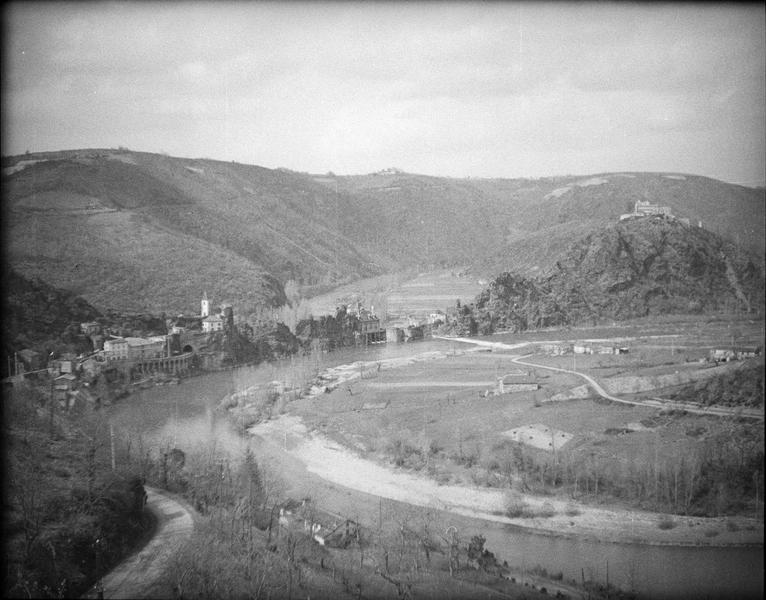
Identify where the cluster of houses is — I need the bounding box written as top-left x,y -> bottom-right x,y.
352,301 -> 447,345
539,342 -> 629,356
6,294 -> 237,403
709,346 -> 760,362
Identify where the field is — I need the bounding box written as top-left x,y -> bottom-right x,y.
284,316 -> 764,529
300,269 -> 484,320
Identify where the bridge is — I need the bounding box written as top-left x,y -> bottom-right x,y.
130,352 -> 194,376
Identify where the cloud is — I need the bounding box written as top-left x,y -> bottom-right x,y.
3,2 -> 763,183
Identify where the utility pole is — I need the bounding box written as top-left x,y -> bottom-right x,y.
110,424 -> 116,471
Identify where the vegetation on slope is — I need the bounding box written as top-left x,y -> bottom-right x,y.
3,386 -> 151,598
671,360 -> 765,408
4,151 -> 764,316
2,269 -> 102,373
453,217 -> 764,335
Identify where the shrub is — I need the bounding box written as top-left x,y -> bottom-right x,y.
564,504 -> 581,517
657,517 -> 676,530
725,520 -> 740,532
505,491 -> 532,518
704,529 -> 720,537
536,502 -> 556,518
428,439 -> 443,456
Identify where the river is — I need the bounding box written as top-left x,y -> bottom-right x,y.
107,340 -> 763,600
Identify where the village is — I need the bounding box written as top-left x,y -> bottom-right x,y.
5,293 -> 245,408
6,282 -> 761,415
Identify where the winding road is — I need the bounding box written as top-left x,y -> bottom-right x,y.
82,487 -> 195,600
434,335 -> 763,419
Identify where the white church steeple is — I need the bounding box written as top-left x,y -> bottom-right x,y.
201,291 -> 210,317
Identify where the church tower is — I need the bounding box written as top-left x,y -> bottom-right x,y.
201,291 -> 210,317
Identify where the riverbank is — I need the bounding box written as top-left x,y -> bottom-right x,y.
109,343 -> 763,599
232,336 -> 765,548
249,414 -> 763,548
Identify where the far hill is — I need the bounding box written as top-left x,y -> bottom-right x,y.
3,149 -> 763,315
466,217 -> 764,334
3,149 -> 382,314
328,171 -> 764,278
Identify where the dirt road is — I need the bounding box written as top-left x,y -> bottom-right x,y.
434,336 -> 763,419
83,487 -> 195,599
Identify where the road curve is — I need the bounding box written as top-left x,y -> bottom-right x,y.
433,336 -> 763,419
511,353 -> 764,419
82,487 -> 195,599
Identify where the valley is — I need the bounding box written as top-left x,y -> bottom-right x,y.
3,149 -> 764,600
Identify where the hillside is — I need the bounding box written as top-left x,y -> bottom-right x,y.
467,217 -> 765,334
3,149 -> 382,314
2,269 -> 102,370
3,149 -> 763,316
329,171 -> 765,278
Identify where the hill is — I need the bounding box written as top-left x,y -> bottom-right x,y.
2,269 -> 102,370
328,171 -> 764,278
3,149 -> 383,314
3,149 -> 763,316
464,217 -> 764,334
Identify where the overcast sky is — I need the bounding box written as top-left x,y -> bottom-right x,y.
3,1 -> 765,184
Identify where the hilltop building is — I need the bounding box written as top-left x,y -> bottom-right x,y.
620,200 -> 673,221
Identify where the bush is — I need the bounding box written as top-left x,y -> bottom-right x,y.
428,439 -> 443,456
657,517 -> 676,530
505,491 -> 532,518
537,502 -> 556,518
564,504 -> 581,517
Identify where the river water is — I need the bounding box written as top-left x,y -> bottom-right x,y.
107,340 -> 763,600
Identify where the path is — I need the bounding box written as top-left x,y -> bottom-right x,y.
511,353 -> 764,419
82,487 -> 195,599
434,335 -> 763,419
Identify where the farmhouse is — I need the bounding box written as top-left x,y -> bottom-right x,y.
710,347 -> 761,362
80,321 -> 101,335
54,373 -> 77,401
540,343 -> 570,355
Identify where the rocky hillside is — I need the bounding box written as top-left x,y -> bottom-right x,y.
2,269 -> 102,369
466,217 -> 764,334
3,149 -> 763,315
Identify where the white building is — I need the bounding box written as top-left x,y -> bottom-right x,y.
202,314 -> 224,333
125,336 -> 167,360
103,337 -> 129,360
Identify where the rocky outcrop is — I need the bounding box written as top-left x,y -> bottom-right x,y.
470,218 -> 764,333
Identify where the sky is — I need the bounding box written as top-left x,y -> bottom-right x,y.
3,1 -> 765,184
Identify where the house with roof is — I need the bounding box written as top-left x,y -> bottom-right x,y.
104,337 -> 129,360
202,313 -> 224,333
54,373 -> 77,402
